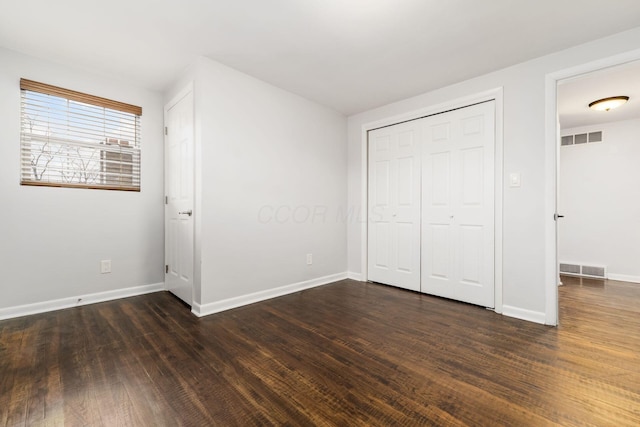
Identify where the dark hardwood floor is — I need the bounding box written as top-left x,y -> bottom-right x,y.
1,277 -> 639,426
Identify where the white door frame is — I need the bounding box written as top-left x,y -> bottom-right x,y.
543,48 -> 640,326
164,82 -> 196,305
360,87 -> 504,313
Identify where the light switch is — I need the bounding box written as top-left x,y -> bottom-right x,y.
509,173 -> 521,187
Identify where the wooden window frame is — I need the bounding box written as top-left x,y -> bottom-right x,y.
20,79 -> 143,191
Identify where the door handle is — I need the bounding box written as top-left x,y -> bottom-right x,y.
554,213 -> 564,220
179,210 -> 193,216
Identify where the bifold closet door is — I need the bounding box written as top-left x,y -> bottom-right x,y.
421,101 -> 495,307
368,121 -> 421,291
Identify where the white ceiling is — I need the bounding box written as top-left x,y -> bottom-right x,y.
558,60 -> 640,129
2,0 -> 640,115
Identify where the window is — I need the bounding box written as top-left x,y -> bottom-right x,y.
20,79 -> 142,191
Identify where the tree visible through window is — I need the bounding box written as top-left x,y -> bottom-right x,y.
20,79 -> 142,191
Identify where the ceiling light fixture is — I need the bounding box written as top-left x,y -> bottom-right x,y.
588,96 -> 629,111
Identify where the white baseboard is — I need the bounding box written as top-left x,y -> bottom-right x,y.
192,272 -> 348,317
0,283 -> 165,321
502,305 -> 546,325
607,273 -> 640,284
347,271 -> 364,281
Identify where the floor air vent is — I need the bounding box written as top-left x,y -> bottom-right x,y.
560,263 -> 606,279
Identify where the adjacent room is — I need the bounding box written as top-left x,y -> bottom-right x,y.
558,61 -> 640,286
1,1 -> 640,425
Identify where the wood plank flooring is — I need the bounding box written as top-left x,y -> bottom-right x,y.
1,277 -> 639,426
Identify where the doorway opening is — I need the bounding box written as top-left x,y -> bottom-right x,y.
546,51 -> 640,325
164,85 -> 195,307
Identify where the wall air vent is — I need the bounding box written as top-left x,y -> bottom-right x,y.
574,133 -> 588,144
560,262 -> 607,279
560,131 -> 603,146
588,131 -> 602,142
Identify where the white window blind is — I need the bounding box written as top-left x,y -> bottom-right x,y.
20,79 -> 142,191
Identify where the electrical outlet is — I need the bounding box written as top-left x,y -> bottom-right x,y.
306,254 -> 313,265
101,260 -> 112,274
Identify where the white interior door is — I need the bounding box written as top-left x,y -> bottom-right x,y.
367,121 -> 421,291
165,90 -> 194,305
421,101 -> 495,307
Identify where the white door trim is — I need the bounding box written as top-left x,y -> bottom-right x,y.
543,48 -> 640,326
360,87 -> 504,313
165,82 -> 194,112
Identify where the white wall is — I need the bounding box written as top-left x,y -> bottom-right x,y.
165,57 -> 347,310
0,47 -> 165,314
559,119 -> 640,282
347,27 -> 640,322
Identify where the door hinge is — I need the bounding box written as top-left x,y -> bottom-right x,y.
164,126 -> 168,136
165,196 -> 168,205
165,265 -> 169,274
